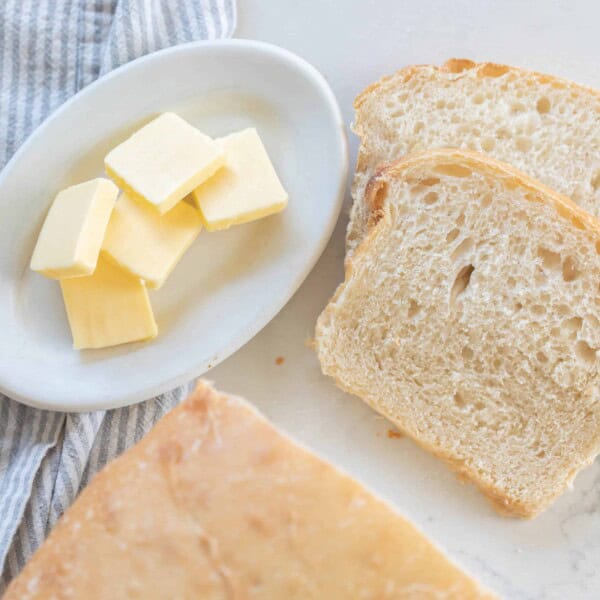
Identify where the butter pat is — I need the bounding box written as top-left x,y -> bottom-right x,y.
105,113 -> 224,214
60,258 -> 157,349
30,178 -> 118,279
102,193 -> 202,289
192,128 -> 287,230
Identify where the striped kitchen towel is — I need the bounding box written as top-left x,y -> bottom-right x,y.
0,0 -> 236,590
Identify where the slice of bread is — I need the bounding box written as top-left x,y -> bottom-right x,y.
317,148 -> 600,518
348,59 -> 600,256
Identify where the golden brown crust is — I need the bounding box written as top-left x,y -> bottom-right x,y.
364,148 -> 600,239
5,380 -> 494,599
354,58 -> 600,112
441,58 -> 476,73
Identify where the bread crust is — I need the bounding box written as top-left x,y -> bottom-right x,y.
319,148 -> 600,519
353,58 -> 600,111
4,380 -> 494,598
349,58 -> 600,259
364,148 -> 600,239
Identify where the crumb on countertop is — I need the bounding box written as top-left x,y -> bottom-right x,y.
275,356 -> 285,366
387,429 -> 403,439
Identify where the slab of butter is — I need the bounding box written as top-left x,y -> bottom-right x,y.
102,193 -> 202,289
104,113 -> 224,215
60,257 -> 157,349
30,178 -> 118,279
192,128 -> 288,231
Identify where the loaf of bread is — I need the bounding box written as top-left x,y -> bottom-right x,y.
316,148 -> 600,518
347,59 -> 600,256
4,380 -> 492,599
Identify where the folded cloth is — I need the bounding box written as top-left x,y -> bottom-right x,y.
0,0 -> 236,590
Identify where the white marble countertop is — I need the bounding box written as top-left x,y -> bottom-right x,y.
210,2 -> 600,598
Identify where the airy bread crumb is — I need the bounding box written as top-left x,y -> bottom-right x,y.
348,59 -> 600,256
317,149 -> 600,518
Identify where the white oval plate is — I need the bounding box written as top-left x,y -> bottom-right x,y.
0,40 -> 347,411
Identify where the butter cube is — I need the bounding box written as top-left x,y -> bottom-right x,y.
60,258 -> 157,349
105,113 -> 224,214
102,193 -> 202,289
30,178 -> 118,279
191,128 -> 287,231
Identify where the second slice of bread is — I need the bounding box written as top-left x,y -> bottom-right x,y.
316,148 -> 600,518
348,59 -> 600,256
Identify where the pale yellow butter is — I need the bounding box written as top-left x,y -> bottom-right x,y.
192,128 -> 288,231
30,178 -> 118,279
105,113 -> 224,214
60,257 -> 158,349
102,193 -> 202,289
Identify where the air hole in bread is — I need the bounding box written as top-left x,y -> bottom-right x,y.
556,304 -> 570,316
595,240 -> 600,255
421,177 -> 440,187
369,180 -> 389,215
492,357 -> 501,369
450,264 -> 475,306
536,97 -> 551,114
514,302 -> 523,311
531,304 -> 545,315
455,213 -> 466,226
453,392 -> 466,408
413,121 -> 424,134
562,256 -> 580,282
433,163 -> 472,178
496,127 -> 511,140
462,346 -> 474,360
562,316 -> 583,336
536,351 -> 548,363
451,237 -> 474,261
537,247 -> 561,271
423,192 -> 438,205
592,172 -> 600,192
481,138 -> 495,152
516,137 -> 532,152
446,228 -> 460,243
407,299 -> 420,319
472,93 -> 485,105
436,99 -> 446,109
511,102 -> 526,114
575,340 -> 597,364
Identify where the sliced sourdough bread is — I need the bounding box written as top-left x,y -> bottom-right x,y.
348,59 -> 600,255
317,148 -> 600,518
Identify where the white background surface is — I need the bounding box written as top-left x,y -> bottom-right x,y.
209,2 -> 600,599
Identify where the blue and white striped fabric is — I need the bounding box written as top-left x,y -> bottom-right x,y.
0,0 -> 236,590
